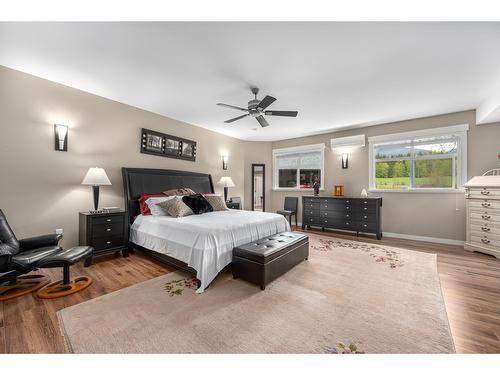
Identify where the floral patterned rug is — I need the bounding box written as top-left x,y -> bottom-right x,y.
58,233 -> 455,353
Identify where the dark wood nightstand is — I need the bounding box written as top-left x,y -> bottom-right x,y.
79,210 -> 129,260
226,201 -> 241,209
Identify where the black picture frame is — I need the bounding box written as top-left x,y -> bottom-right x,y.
141,128 -> 197,162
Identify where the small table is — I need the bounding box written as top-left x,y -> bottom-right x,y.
226,201 -> 241,209
79,210 -> 129,260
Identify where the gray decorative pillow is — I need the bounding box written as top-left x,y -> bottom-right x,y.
203,194 -> 229,211
157,196 -> 193,217
163,188 -> 196,197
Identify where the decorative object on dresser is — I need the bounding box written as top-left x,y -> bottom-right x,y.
302,196 -> 383,240
141,128 -> 197,162
333,185 -> 345,196
79,210 -> 129,259
277,197 -> 299,228
464,169 -> 500,259
81,167 -> 112,212
218,176 -> 235,202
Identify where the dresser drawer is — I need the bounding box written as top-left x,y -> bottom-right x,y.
320,202 -> 357,212
469,200 -> 500,210
304,202 -> 320,210
470,211 -> 500,223
358,205 -> 376,213
92,215 -> 124,225
92,222 -> 124,239
320,211 -> 348,219
304,216 -> 321,225
471,223 -> 500,236
357,213 -> 377,222
468,188 -> 500,199
470,235 -> 500,249
92,236 -> 125,251
319,218 -> 357,228
303,208 -> 320,217
358,221 -> 377,232
304,198 -> 319,204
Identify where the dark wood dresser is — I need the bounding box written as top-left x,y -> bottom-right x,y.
79,210 -> 129,258
301,196 -> 383,239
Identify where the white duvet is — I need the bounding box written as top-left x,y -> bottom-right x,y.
130,210 -> 290,293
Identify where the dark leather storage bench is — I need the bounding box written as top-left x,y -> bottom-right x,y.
232,232 -> 309,290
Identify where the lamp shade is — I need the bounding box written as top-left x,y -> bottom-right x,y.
81,167 -> 112,186
217,176 -> 235,188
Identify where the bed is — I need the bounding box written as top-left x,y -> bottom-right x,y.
122,168 -> 290,292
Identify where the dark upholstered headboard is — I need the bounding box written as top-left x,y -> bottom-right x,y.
122,168 -> 214,226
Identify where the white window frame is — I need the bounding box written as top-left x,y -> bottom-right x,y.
272,143 -> 325,191
368,124 -> 469,193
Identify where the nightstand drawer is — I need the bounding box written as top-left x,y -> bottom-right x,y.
92,236 -> 125,251
92,215 -> 124,225
92,222 -> 124,238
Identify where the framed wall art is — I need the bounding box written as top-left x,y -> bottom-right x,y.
140,128 -> 197,162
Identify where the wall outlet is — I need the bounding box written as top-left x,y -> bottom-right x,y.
55,228 -> 63,235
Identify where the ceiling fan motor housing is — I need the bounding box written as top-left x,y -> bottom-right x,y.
248,99 -> 261,116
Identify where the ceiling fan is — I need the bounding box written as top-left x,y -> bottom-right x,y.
217,87 -> 298,127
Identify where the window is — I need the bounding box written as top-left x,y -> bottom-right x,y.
273,144 -> 325,190
368,124 -> 468,192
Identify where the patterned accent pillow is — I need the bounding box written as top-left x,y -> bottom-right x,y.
163,188 -> 196,197
203,194 -> 229,211
156,196 -> 193,218
145,196 -> 175,216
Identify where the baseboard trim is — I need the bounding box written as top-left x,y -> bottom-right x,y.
295,222 -> 464,246
383,232 -> 464,246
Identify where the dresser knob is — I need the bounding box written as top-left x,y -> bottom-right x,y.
346,222 -> 350,225
364,207 -> 368,210
346,214 -> 350,217
106,228 -> 111,232
364,201 -> 368,204
482,202 -> 491,207
482,214 -> 491,220
481,238 -> 490,244
481,190 -> 490,195
364,215 -> 368,219
106,218 -> 111,222
106,241 -> 111,244
346,206 -> 350,210
481,226 -> 491,232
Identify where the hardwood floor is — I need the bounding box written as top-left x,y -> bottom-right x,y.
1,229 -> 500,353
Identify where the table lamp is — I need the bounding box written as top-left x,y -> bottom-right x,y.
82,167 -> 112,212
218,176 -> 235,202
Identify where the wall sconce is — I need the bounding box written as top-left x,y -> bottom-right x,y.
222,154 -> 228,170
54,124 -> 68,151
342,153 -> 349,169
331,134 -> 365,169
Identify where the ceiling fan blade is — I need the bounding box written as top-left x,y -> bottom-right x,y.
216,103 -> 248,112
264,110 -> 298,117
224,113 -> 250,123
257,95 -> 276,110
256,115 -> 269,128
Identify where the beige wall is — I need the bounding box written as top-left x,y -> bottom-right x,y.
2,65 -> 499,246
0,66 -> 271,248
271,110 -> 500,241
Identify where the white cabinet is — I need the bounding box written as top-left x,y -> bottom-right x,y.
464,175 -> 500,259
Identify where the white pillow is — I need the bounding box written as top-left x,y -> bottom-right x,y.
145,196 -> 176,216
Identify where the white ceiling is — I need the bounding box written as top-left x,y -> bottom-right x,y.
1,22 -> 500,141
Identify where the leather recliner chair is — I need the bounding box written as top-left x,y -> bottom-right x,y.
0,209 -> 62,300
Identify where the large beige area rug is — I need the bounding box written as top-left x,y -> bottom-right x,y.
58,234 -> 455,353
